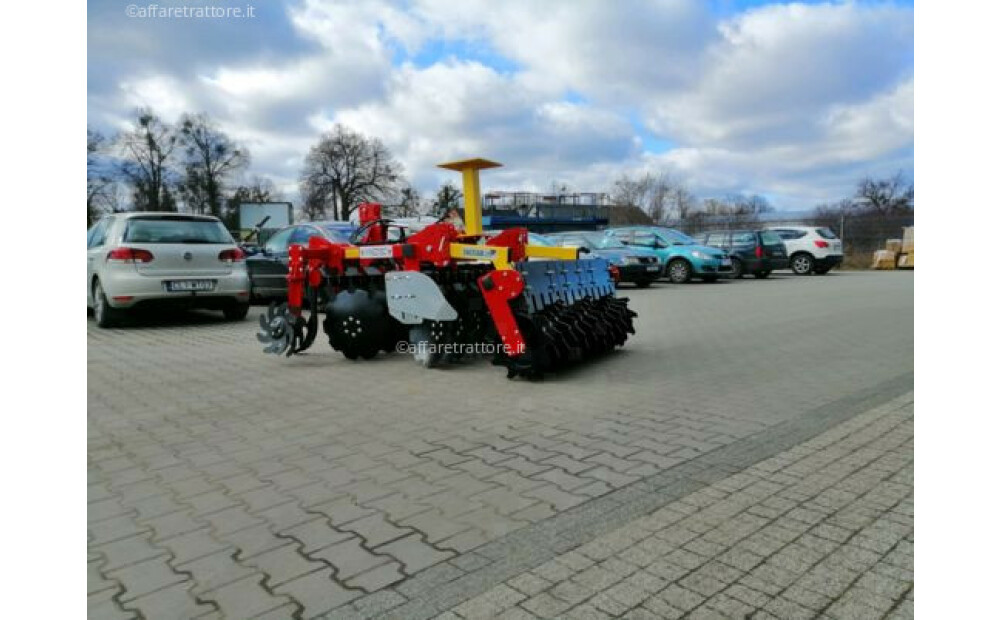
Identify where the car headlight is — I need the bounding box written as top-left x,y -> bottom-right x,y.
623,256 -> 641,265
691,250 -> 711,260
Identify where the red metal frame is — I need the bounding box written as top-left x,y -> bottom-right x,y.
477,269 -> 527,357
283,204 -> 537,357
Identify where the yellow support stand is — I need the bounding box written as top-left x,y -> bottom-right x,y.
437,158 -> 502,236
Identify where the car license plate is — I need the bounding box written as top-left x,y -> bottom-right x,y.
166,280 -> 216,292
646,265 -> 660,272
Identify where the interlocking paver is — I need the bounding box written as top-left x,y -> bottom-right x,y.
375,532 -> 455,574
89,273 -> 913,619
201,574 -> 289,619
273,568 -> 361,617
438,393 -> 912,619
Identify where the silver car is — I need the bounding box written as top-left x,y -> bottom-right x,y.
87,212 -> 251,327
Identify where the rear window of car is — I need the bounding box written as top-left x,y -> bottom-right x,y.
815,227 -> 838,239
124,217 -> 233,244
731,231 -> 755,244
774,229 -> 807,240
761,231 -> 783,245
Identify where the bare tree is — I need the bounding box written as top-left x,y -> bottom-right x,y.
433,182 -> 462,213
178,113 -> 249,218
668,185 -> 697,221
117,108 -> 179,211
610,172 -> 676,223
397,185 -> 421,217
299,183 -> 328,221
855,172 -> 914,215
88,128 -> 113,225
300,125 -> 403,221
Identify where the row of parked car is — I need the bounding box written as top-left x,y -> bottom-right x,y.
86,211 -> 844,327
534,226 -> 842,286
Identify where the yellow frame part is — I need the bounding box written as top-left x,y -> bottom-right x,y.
523,245 -> 579,261
437,158 -> 502,236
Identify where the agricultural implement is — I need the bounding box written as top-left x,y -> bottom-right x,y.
256,158 -> 637,378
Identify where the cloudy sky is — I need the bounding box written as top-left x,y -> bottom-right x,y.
88,0 -> 913,209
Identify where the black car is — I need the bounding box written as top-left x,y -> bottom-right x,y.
692,229 -> 788,279
246,222 -> 354,301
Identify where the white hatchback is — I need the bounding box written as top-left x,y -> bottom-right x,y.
768,226 -> 844,275
87,212 -> 251,327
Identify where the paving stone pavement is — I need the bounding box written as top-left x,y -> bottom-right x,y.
88,272 -> 913,619
437,393 -> 913,620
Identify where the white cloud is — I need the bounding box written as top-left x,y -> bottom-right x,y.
87,0 -> 914,209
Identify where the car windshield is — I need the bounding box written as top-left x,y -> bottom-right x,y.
553,235 -> 592,249
319,225 -> 351,242
583,232 -> 626,249
816,227 -> 838,239
124,217 -> 232,244
655,229 -> 696,245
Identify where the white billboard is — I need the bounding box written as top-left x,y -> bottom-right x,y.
239,202 -> 293,230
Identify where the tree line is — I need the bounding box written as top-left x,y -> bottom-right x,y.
88,109 -> 281,228
608,169 -> 913,249
88,109 -> 466,228
89,109 -> 912,245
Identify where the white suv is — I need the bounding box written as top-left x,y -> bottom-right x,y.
768,226 -> 843,275
87,212 -> 252,327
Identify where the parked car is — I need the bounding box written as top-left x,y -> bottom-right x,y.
692,229 -> 789,279
768,226 -> 844,275
86,213 -> 251,327
246,221 -> 354,301
544,231 -> 663,287
605,226 -> 733,283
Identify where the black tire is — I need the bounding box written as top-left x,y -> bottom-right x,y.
667,259 -> 693,284
224,302 -> 250,321
790,253 -> 814,275
635,279 -> 652,289
92,280 -> 121,328
753,271 -> 771,279
731,258 -> 744,279
813,265 -> 832,275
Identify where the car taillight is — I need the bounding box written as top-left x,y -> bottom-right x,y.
755,245 -> 764,258
106,248 -> 154,263
608,264 -> 621,283
218,248 -> 245,263
814,240 -> 829,248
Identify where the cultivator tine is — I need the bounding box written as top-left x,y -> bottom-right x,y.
290,287 -> 320,355
256,302 -> 299,356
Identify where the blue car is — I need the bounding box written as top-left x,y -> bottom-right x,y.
605,226 -> 733,283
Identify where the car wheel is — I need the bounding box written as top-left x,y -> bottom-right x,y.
667,259 -> 692,284
224,302 -> 250,321
635,279 -> 652,289
813,265 -> 832,275
790,253 -> 814,275
92,280 -> 121,328
731,258 -> 744,279
753,271 -> 771,279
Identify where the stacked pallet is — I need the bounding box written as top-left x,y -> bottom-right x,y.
871,227 -> 914,270
897,227 -> 914,269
